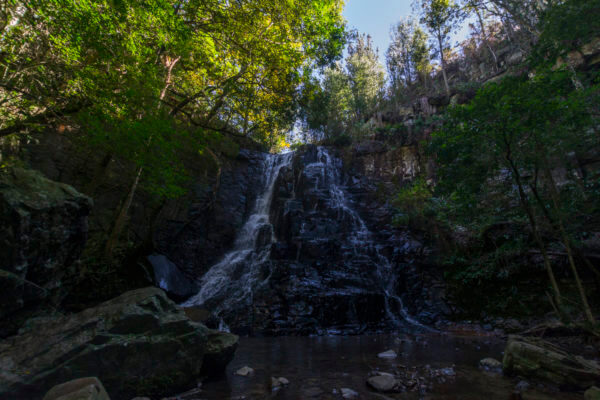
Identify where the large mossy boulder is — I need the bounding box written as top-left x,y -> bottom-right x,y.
0,287 -> 238,399
503,335 -> 600,389
0,167 -> 92,337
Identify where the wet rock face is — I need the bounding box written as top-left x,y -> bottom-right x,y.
231,145 -> 449,334
0,287 -> 238,399
0,167 -> 92,338
175,144 -> 450,335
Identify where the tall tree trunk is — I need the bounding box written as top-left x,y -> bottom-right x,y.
104,166 -> 142,257
540,157 -> 596,324
505,151 -> 563,311
474,7 -> 499,71
438,33 -> 451,98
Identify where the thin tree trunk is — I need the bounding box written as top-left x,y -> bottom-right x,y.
505,151 -> 563,310
438,33 -> 451,98
104,166 -> 142,257
474,7 -> 499,71
541,158 -> 596,324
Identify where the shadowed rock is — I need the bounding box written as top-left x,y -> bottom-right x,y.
503,335 -> 600,389
0,287 -> 238,399
0,167 -> 92,338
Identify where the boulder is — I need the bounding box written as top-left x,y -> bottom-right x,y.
0,287 -> 237,398
506,51 -> 525,66
42,377 -> 110,400
200,330 -> 239,377
585,386 -> 600,400
581,38 -> 600,57
503,335 -> 600,389
0,167 -> 92,337
147,254 -> 197,300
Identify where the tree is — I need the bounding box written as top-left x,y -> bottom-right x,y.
0,0 -> 346,257
430,71 -> 599,326
346,34 -> 386,122
461,0 -> 499,70
300,65 -> 353,140
386,18 -> 430,89
417,0 -> 461,97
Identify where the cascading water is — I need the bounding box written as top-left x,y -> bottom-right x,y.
182,145 -> 431,333
305,147 -> 428,330
182,152 -> 294,322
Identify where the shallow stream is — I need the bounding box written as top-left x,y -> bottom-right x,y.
199,334 -> 578,399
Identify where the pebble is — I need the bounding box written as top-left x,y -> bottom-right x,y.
271,376 -> 290,389
235,366 -> 255,376
377,350 -> 397,359
341,387 -> 359,399
278,377 -> 290,385
367,373 -> 399,393
515,380 -> 530,392
479,357 -> 502,371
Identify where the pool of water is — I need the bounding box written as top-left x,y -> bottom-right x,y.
199,333 -> 577,399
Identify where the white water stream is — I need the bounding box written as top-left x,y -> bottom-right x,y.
305,147 -> 429,330
182,152 -> 293,322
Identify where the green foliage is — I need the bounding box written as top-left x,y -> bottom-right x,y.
394,178 -> 433,217
300,33 -> 386,143
346,34 -> 387,121
424,63 -> 600,316
387,18 -> 430,90
533,0 -> 600,66
1,0 -> 346,200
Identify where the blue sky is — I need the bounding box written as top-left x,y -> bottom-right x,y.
343,0 -> 471,63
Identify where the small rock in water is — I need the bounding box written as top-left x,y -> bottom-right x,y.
278,377 -> 290,385
340,388 -> 359,399
271,377 -> 281,390
479,357 -> 502,371
377,350 -> 397,359
440,367 -> 456,376
271,376 -> 290,390
367,373 -> 399,393
515,380 -> 530,392
235,366 -> 255,376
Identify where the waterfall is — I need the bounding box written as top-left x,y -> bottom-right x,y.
182,152 -> 293,319
307,147 -> 429,331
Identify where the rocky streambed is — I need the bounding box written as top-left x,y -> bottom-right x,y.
193,334 -> 588,400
